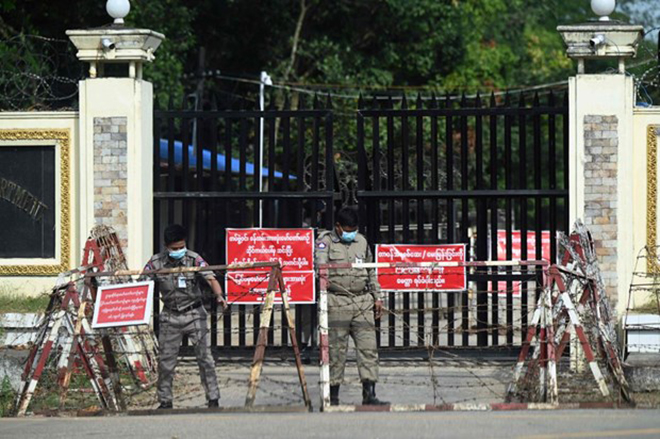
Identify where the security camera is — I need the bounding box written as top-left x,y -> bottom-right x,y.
101,38 -> 116,51
589,34 -> 606,50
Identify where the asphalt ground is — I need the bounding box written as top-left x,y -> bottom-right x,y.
2,409 -> 660,439
5,350 -> 660,438
122,355 -> 513,410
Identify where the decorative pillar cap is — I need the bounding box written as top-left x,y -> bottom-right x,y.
66,27 -> 165,78
66,28 -> 165,64
557,22 -> 643,73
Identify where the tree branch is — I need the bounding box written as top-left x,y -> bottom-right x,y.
283,0 -> 308,82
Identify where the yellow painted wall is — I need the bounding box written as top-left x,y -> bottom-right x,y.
0,112 -> 79,296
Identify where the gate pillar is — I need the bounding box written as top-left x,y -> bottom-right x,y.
67,13 -> 164,268
558,3 -> 643,315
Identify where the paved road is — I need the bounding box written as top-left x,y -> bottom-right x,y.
1,410 -> 660,439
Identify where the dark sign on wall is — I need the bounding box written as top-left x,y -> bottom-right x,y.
0,146 -> 56,258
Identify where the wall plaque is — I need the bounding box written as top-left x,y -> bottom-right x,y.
0,130 -> 70,275
0,146 -> 56,258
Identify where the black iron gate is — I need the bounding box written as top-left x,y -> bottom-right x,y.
357,92 -> 569,348
152,98 -> 334,348
153,90 -> 569,350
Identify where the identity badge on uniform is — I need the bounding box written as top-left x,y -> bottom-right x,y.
177,276 -> 186,288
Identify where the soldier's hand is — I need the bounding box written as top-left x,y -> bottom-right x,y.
217,295 -> 228,310
374,300 -> 384,320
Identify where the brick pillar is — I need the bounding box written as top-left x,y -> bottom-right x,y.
569,75 -> 635,316
583,115 -> 619,302
93,117 -> 128,249
78,78 -> 154,269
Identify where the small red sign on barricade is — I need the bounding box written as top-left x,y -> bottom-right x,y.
375,244 -> 467,291
225,228 -> 315,304
92,281 -> 154,328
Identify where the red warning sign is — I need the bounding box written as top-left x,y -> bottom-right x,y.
92,281 -> 154,328
375,244 -> 467,291
225,229 -> 315,304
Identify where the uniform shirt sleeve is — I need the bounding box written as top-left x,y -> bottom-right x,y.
138,258 -> 156,282
194,255 -> 216,281
315,236 -> 330,265
366,244 -> 382,301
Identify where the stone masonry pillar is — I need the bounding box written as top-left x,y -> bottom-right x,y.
569,75 -> 633,311
558,8 -> 643,316
67,27 -> 164,268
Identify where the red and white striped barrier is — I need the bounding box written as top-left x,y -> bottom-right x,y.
16,310 -> 66,416
318,267 -> 332,410
322,401 -> 631,413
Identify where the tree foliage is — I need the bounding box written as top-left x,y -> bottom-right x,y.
184,0 -> 576,96
0,0 -> 656,109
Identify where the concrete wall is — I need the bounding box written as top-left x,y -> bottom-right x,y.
0,112 -> 80,295
0,77 -> 154,297
569,74 -> 635,315
79,78 -> 153,271
630,108 -> 660,309
569,87 -> 660,315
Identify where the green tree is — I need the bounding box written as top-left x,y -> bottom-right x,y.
0,0 -> 196,109
0,0 -> 653,109
126,0 -> 196,106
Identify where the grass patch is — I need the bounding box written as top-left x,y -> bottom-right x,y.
0,376 -> 16,417
0,292 -> 50,313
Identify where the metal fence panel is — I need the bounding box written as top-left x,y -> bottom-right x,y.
153,99 -> 335,348
356,92 -> 569,348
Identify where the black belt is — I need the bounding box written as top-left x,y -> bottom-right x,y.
164,301 -> 203,314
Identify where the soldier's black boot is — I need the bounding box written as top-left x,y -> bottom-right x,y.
330,385 -> 340,406
157,401 -> 173,409
361,381 -> 389,405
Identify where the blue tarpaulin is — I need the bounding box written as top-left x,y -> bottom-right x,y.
159,139 -> 294,179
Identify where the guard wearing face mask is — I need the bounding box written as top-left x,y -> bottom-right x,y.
142,224 -> 226,409
315,207 -> 388,406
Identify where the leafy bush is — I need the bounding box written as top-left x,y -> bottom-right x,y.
0,376 -> 16,417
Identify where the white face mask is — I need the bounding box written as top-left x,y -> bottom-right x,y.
168,247 -> 187,260
338,225 -> 357,242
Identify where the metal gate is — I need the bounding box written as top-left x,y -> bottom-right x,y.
153,90 -> 569,350
152,98 -> 334,348
356,92 -> 569,348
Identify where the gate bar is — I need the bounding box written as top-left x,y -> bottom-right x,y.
84,261 -> 280,278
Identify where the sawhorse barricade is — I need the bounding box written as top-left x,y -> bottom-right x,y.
87,261 -> 312,412
506,222 -> 632,405
16,231 -> 134,416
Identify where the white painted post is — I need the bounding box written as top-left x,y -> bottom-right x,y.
318,267 -> 331,411
258,71 -> 272,228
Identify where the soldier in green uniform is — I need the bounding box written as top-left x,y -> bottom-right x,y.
142,224 -> 226,409
315,207 -> 388,406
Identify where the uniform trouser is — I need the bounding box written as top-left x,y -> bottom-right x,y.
328,293 -> 379,385
299,305 -> 314,346
157,307 -> 220,403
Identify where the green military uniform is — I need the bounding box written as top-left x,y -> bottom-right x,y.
315,230 -> 381,386
143,250 -> 220,405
